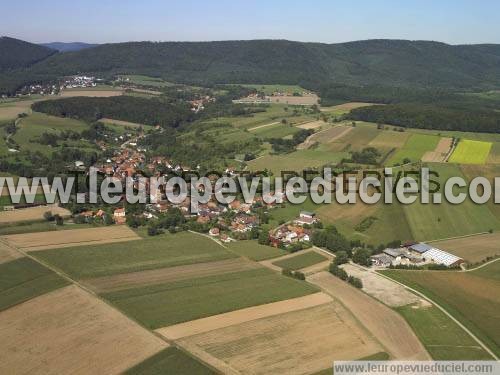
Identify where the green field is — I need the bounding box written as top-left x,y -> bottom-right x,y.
0,257 -> 69,311
31,232 -> 236,279
402,163 -> 500,240
397,304 -> 492,359
449,140 -> 492,164
126,347 -> 216,375
119,75 -> 173,88
240,84 -> 308,95
389,133 -> 440,165
227,240 -> 287,261
382,264 -> 500,357
251,122 -> 300,139
273,251 -> 327,270
103,268 -> 318,328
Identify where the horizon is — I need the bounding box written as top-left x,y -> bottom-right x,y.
1,0 -> 500,45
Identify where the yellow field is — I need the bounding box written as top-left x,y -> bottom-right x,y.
449,140 -> 492,164
0,205 -> 70,224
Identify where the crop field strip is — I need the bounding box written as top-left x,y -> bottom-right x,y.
0,257 -> 69,312
102,267 -> 319,329
308,271 -> 431,360
272,250 -> 328,270
0,205 -> 71,224
30,231 -> 236,278
0,285 -> 168,375
226,240 -> 287,261
382,262 -> 500,358
177,302 -> 382,375
389,133 -> 440,165
3,225 -> 139,250
431,232 -> 500,263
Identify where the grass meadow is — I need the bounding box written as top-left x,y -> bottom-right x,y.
273,251 -> 328,270
227,240 -> 287,261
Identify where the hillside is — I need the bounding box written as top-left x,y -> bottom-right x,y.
40,42 -> 99,52
3,38 -> 500,94
0,36 -> 56,72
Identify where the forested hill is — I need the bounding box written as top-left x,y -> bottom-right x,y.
0,36 -> 56,72
3,37 -> 500,94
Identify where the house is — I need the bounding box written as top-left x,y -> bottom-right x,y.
209,227 -> 220,237
113,208 -> 126,218
370,253 -> 393,267
295,211 -> 318,226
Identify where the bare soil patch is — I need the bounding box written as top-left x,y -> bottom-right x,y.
342,264 -> 423,307
157,292 -> 332,340
298,125 -> 351,149
432,233 -> 500,263
321,102 -> 377,112
178,302 -> 381,375
59,89 -> 123,97
2,225 -> 139,251
0,285 -> 167,375
0,205 -> 70,224
100,118 -> 148,128
422,137 -> 453,162
308,272 -> 431,360
84,258 -> 261,293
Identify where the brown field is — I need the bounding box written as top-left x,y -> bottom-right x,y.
296,120 -> 324,130
84,258 -> 261,293
0,205 -> 70,224
268,94 -> 319,105
59,89 -> 123,97
431,232 -> 500,263
0,240 -> 22,265
130,88 -> 162,95
341,264 -> 425,307
156,292 -> 332,340
368,131 -> 411,149
178,302 -> 381,375
2,225 -> 139,251
100,118 -> 148,128
421,137 -> 453,162
0,285 -> 167,374
308,272 -> 431,360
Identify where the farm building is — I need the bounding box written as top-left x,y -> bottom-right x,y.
376,242 -> 464,268
421,247 -> 464,267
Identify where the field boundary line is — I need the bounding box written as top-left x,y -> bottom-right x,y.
426,231 -> 490,243
377,270 -> 498,360
248,121 -> 279,132
463,257 -> 500,272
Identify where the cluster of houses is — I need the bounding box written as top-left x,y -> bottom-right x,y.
61,75 -> 98,89
75,207 -> 126,225
371,242 -> 464,268
270,211 -> 318,247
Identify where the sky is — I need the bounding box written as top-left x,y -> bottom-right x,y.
2,0 -> 500,45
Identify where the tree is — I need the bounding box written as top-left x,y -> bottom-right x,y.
54,214 -> 64,226
43,211 -> 54,221
352,248 -> 371,266
258,230 -> 270,245
334,251 -> 349,265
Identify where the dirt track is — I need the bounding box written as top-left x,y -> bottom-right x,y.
2,225 -> 139,251
0,285 -> 167,375
308,272 -> 431,360
156,292 -> 332,340
84,258 -> 261,293
179,302 -> 381,375
0,205 -> 71,224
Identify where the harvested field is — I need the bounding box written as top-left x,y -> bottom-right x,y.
0,241 -> 22,264
297,120 -> 324,130
431,233 -> 500,263
0,285 -> 167,375
59,89 -> 123,97
0,99 -> 34,121
342,264 -> 423,307
156,292 -> 332,340
0,205 -> 70,224
321,102 -> 377,112
422,137 -> 453,162
178,302 -> 381,375
84,258 -> 261,293
368,131 -> 410,149
3,225 -> 139,251
308,272 -> 431,360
